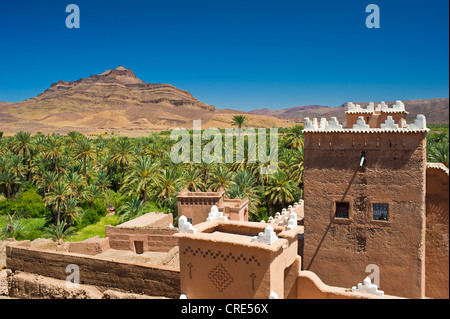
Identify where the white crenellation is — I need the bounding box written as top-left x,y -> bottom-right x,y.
353,117 -> 370,131
380,116 -> 399,130
286,212 -> 298,230
206,205 -> 228,222
252,225 -> 278,245
409,114 -> 427,130
347,100 -> 406,114
319,118 -> 328,129
326,117 -> 343,130
351,277 -> 384,297
303,114 -> 428,133
179,216 -> 197,234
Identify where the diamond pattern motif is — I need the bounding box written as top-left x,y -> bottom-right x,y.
208,263 -> 233,292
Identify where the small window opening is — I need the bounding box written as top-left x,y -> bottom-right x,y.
373,204 -> 389,221
335,202 -> 350,219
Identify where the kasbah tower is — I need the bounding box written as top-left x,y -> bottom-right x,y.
302,100 -> 449,299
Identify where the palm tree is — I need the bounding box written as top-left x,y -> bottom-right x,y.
8,154 -> 26,181
428,140 -> 449,167
65,171 -> 85,196
181,167 -> 205,191
208,165 -> 235,191
289,148 -> 304,185
121,156 -> 156,203
83,183 -> 100,209
74,137 -> 95,178
111,137 -> 134,179
284,125 -> 304,150
152,168 -> 182,210
117,198 -> 145,223
265,170 -> 297,212
12,131 -> 34,181
35,171 -> 59,199
63,197 -> 82,226
94,171 -> 111,192
0,171 -> 20,199
45,179 -> 71,225
44,221 -> 74,242
232,115 -> 248,137
43,135 -> 63,171
227,169 -> 260,217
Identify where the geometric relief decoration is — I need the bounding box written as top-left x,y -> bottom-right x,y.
208,263 -> 233,292
183,246 -> 261,266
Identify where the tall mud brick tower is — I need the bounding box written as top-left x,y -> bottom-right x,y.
302,101 -> 429,299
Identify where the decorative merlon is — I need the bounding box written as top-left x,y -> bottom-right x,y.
353,117 -> 370,131
303,114 -> 429,133
351,277 -> 384,297
346,100 -> 406,114
380,116 -> 398,130
179,216 -> 197,234
206,205 -> 228,222
252,225 -> 278,245
286,212 -> 298,230
409,114 -> 427,130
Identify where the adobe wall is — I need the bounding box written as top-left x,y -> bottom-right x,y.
176,221 -> 300,299
6,245 -> 180,298
177,197 -> 222,225
302,131 -> 427,299
105,226 -> 178,253
296,269 -> 403,299
63,236 -> 110,255
425,166 -> 449,299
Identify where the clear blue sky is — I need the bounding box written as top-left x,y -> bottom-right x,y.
0,0 -> 448,111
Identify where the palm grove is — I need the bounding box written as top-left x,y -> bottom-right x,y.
0,121 -> 448,241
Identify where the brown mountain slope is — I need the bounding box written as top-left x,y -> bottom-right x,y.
0,66 -> 290,136
250,98 -> 449,125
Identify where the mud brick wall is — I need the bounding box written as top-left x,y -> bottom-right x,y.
105,226 -> 178,252
303,131 -> 428,299
6,245 -> 180,298
425,166 -> 449,299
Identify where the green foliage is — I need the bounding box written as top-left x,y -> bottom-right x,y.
80,208 -> 101,228
66,215 -> 119,242
0,200 -> 14,215
0,215 -> 46,240
13,188 -> 51,218
43,221 -> 75,241
427,131 -> 449,167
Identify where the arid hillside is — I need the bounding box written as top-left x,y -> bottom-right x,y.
0,66 -> 291,136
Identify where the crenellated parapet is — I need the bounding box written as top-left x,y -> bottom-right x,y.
346,100 -> 407,114
303,114 -> 429,133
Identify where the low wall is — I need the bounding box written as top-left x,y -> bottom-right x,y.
6,245 -> 180,298
105,226 -> 178,253
296,270 -> 402,299
62,236 -> 110,255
